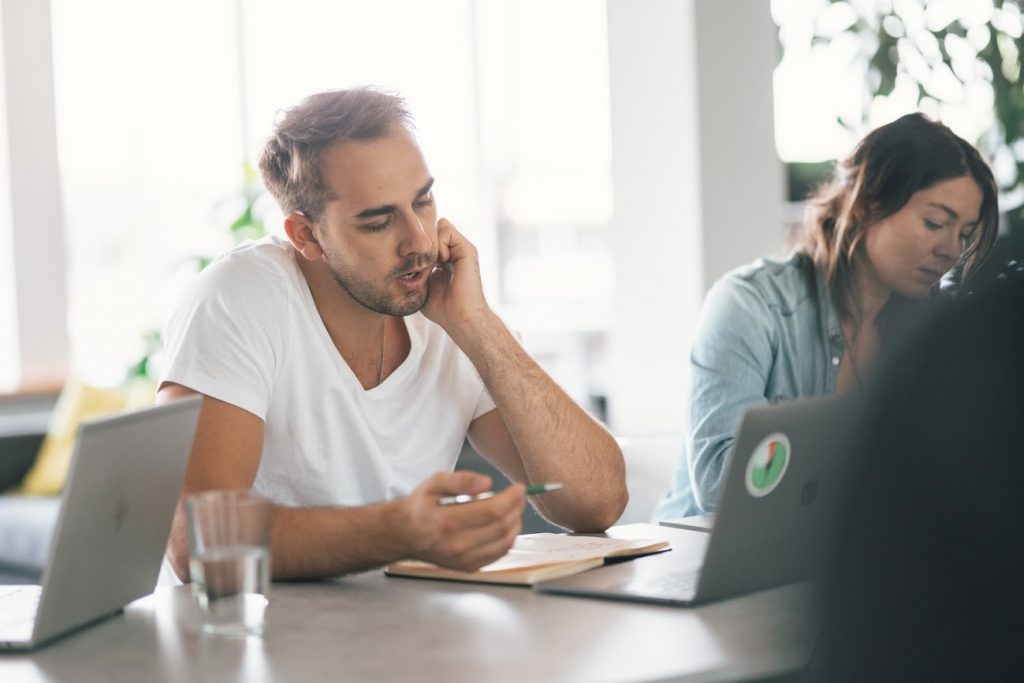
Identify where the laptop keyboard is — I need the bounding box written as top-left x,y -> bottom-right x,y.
0,586 -> 41,634
624,569 -> 700,598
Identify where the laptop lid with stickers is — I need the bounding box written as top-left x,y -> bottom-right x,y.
691,395 -> 857,603
535,395 -> 856,606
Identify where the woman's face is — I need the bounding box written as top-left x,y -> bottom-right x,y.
862,175 -> 983,299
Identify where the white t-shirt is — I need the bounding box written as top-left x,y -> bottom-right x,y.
160,236 -> 495,507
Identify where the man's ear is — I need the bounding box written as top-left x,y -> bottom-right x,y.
284,212 -> 323,261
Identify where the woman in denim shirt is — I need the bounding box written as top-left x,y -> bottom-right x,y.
655,113 -> 1000,518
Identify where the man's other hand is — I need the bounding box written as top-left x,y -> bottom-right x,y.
398,471 -> 525,571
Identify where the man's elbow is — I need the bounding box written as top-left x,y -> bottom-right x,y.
166,525 -> 192,582
167,549 -> 191,583
588,441 -> 629,527
573,480 -> 629,533
599,481 -> 630,530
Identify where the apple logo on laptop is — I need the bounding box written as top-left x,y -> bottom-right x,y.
800,477 -> 819,507
114,497 -> 130,534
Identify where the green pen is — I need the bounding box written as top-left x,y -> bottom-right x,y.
437,482 -> 563,506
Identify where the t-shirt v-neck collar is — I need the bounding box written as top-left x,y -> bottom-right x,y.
294,256 -> 422,398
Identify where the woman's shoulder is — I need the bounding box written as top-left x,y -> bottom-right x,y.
714,252 -> 817,313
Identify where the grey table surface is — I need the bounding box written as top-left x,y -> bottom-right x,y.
0,526 -> 816,683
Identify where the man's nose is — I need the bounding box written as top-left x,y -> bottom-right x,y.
398,210 -> 434,257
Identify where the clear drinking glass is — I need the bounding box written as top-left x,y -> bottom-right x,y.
185,490 -> 272,637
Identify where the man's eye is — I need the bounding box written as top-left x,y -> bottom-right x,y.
414,194 -> 434,208
363,214 -> 394,232
363,218 -> 391,232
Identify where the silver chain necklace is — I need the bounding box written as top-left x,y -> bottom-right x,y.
377,316 -> 387,387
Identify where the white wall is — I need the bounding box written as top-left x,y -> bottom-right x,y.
695,1 -> 785,290
0,2 -> 15,391
0,0 -> 68,390
605,0 -> 784,435
605,0 -> 702,436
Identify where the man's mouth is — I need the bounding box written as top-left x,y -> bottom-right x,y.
396,267 -> 429,287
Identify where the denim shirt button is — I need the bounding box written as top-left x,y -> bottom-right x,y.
831,356 -> 840,366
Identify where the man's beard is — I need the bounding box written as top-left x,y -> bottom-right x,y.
325,255 -> 432,316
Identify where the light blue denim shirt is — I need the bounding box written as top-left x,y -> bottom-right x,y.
654,253 -> 845,518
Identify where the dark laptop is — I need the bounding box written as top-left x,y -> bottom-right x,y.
0,397 -> 201,650
536,396 -> 856,605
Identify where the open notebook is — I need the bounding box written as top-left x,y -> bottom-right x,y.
386,530 -> 670,586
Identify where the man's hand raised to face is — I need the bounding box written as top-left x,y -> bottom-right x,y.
421,219 -> 491,334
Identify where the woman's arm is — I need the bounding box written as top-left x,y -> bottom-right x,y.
684,275 -> 776,511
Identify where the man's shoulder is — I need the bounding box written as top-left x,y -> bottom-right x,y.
194,236 -> 299,294
205,235 -> 296,277
171,235 -> 302,329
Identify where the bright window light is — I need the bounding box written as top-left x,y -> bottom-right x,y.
46,0 -> 613,410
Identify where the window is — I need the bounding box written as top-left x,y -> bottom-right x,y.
28,0 -> 614,414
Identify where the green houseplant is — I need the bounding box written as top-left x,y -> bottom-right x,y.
778,0 -> 1024,282
126,162 -> 267,381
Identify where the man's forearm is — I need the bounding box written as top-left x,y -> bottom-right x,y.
169,498 -> 412,581
268,500 -> 412,580
451,311 -> 627,531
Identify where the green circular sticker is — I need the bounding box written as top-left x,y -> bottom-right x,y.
745,432 -> 790,497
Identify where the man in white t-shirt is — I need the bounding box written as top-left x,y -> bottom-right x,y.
159,88 -> 627,581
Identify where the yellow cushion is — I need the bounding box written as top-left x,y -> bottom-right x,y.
18,378 -> 157,496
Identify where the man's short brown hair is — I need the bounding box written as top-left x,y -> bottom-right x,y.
258,87 -> 412,221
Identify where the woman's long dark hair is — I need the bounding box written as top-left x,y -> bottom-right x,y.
798,112 -> 999,325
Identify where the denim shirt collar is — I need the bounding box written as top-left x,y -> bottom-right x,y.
815,264 -> 844,347
814,263 -> 845,395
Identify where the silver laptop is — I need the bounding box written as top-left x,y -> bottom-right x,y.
536,396 -> 856,605
0,396 -> 201,650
